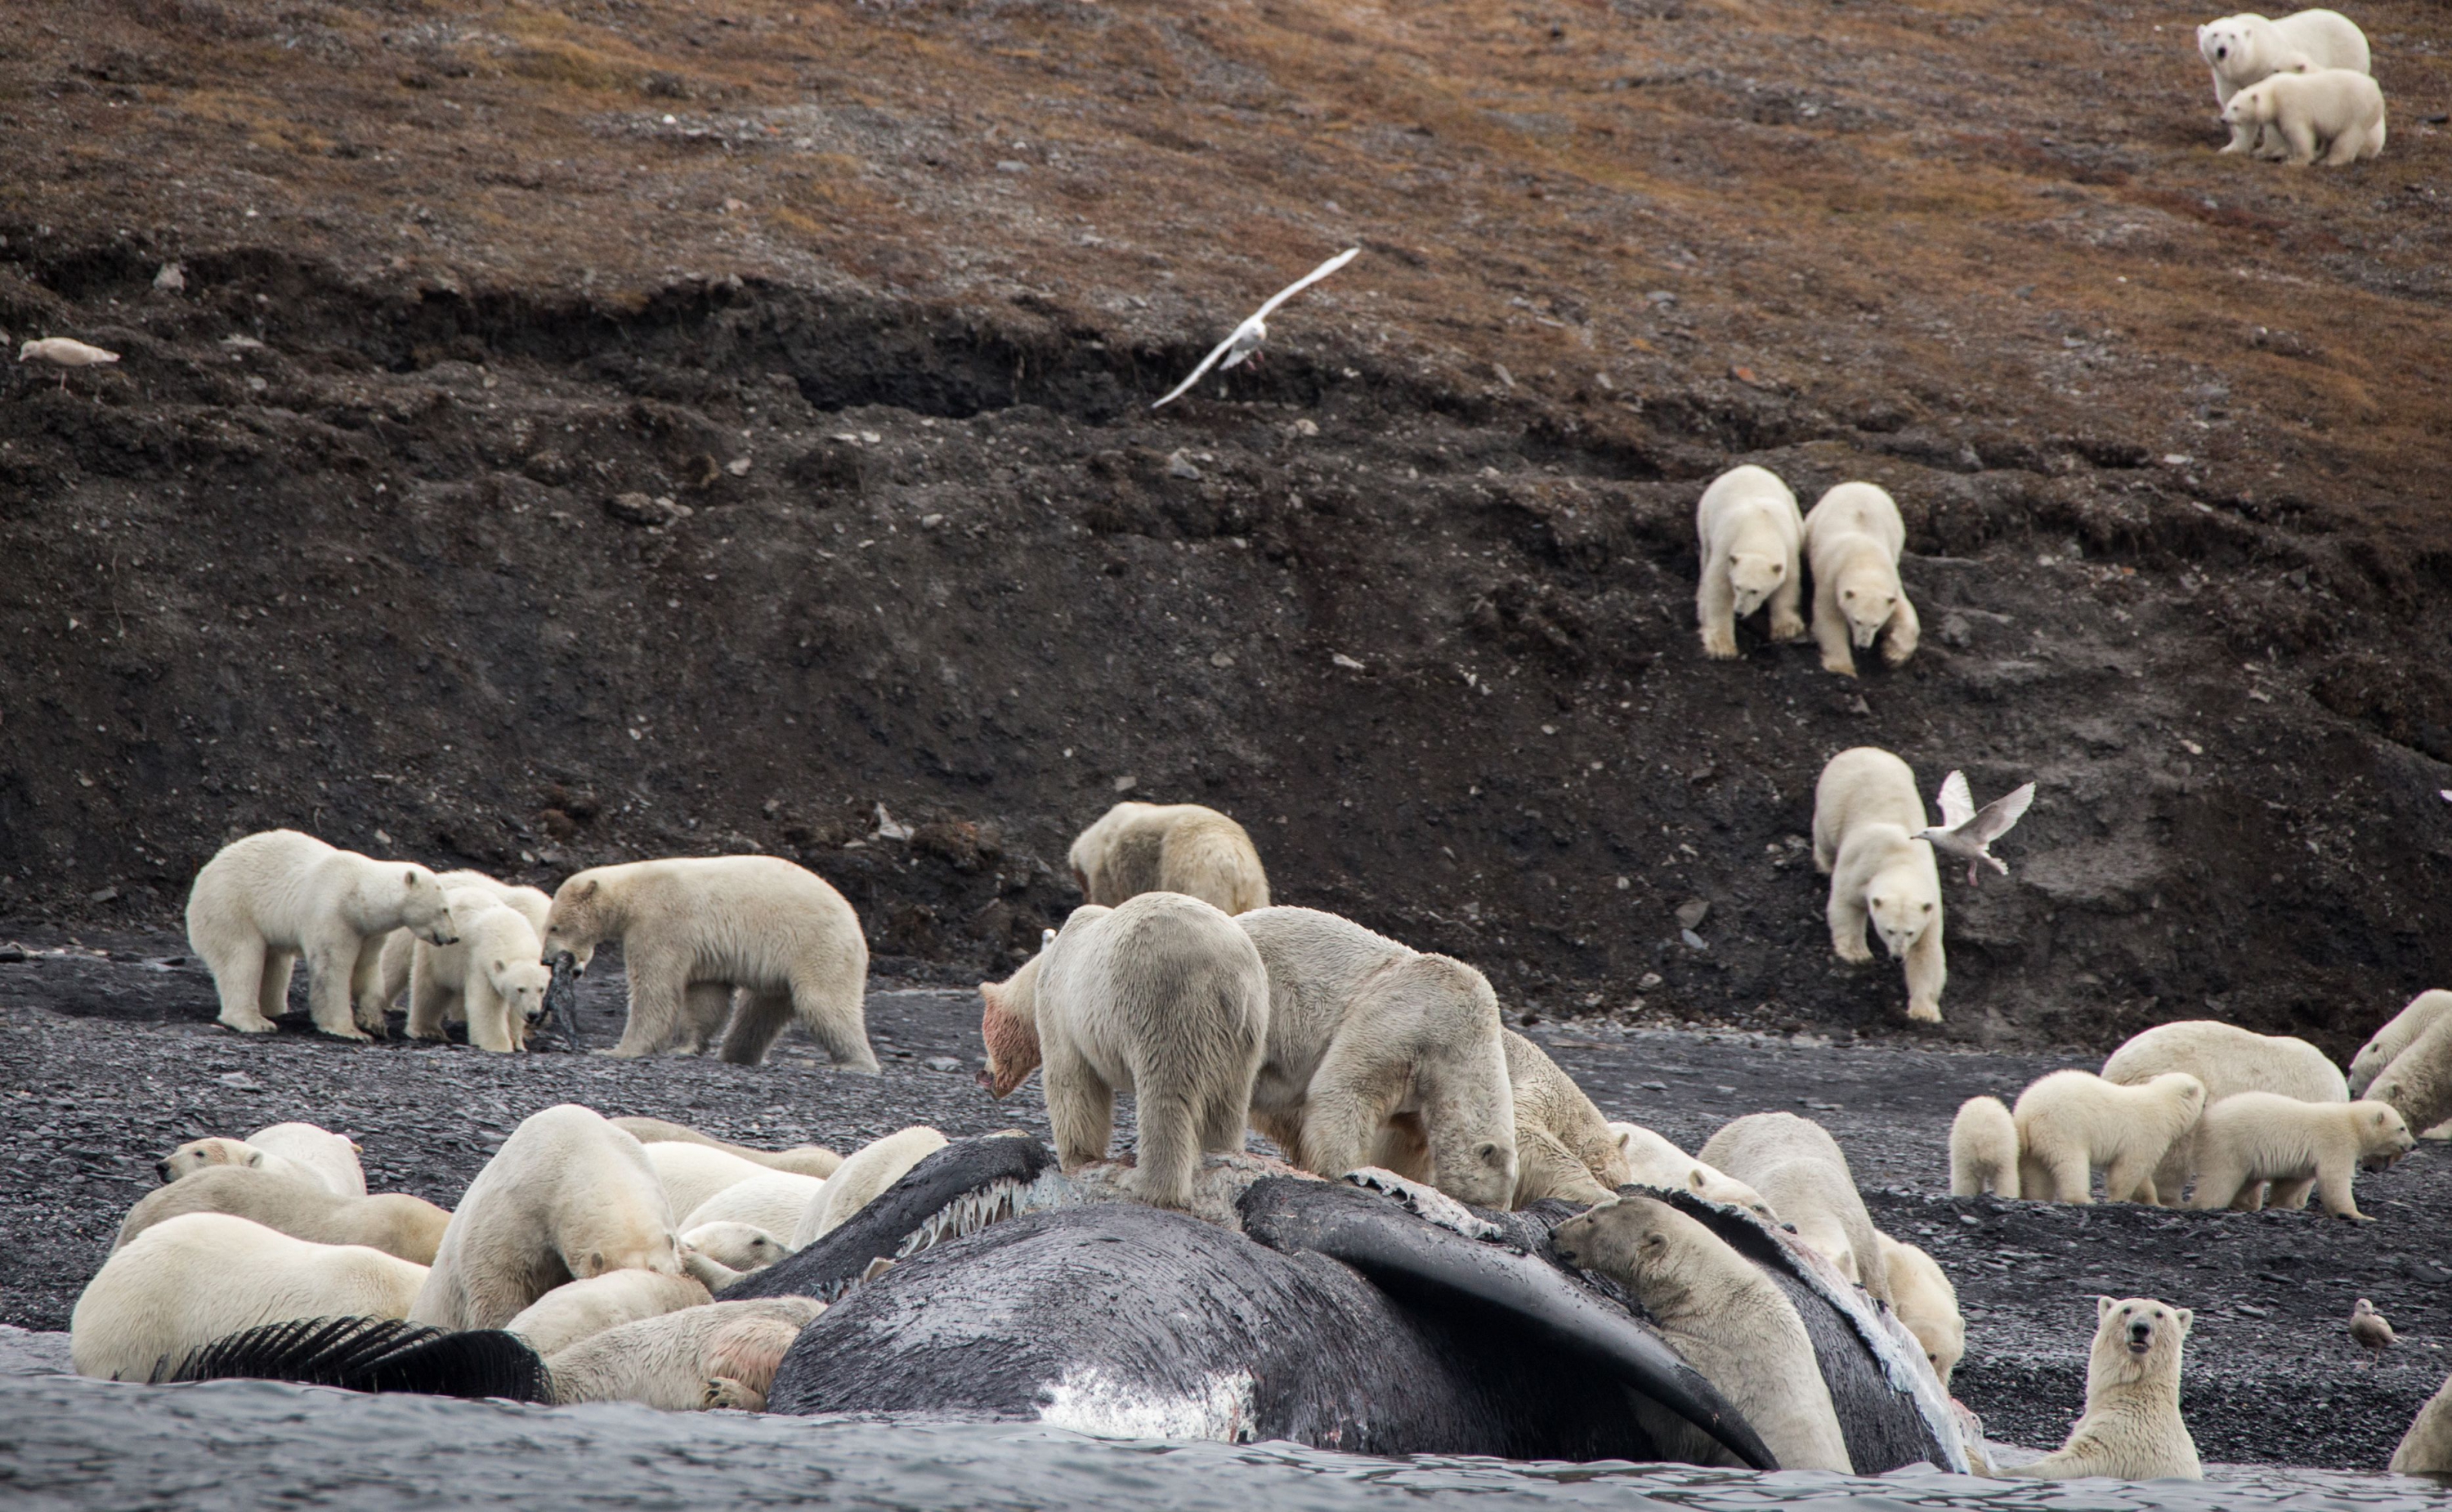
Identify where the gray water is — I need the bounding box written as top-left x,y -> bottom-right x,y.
2,1331 -> 2441,1510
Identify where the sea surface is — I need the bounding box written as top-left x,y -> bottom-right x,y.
2,1330 -> 2441,1510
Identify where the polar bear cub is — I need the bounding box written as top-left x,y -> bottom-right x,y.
1949,1095 -> 2020,1198
1877,1232 -> 1965,1387
504,1268 -> 713,1355
1698,1112 -> 1887,1301
1814,748 -> 1946,1023
2013,1071 -> 2206,1205
1802,482 -> 1918,678
1233,905 -> 1519,1210
2198,10 -> 2371,153
2188,1094 -> 2411,1219
1694,464 -> 1805,659
2001,1296 -> 2200,1480
681,1221 -> 789,1274
2223,69 -> 2385,166
1553,1195 -> 1853,1473
2103,1018 -> 2345,1206
376,869 -> 552,1012
796,1126 -> 947,1243
1608,1122 -> 1777,1218
981,894 -> 1269,1208
542,856 -> 875,1069
186,829 -> 456,1039
72,1212 -> 427,1380
405,890 -> 553,1052
1067,803 -> 1271,915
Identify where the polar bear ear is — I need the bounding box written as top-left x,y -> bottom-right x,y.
2172,1307 -> 2193,1334
2096,1295 -> 2118,1320
243,1147 -> 264,1168
404,868 -> 421,888
570,878 -> 599,901
1688,1168 -> 1708,1193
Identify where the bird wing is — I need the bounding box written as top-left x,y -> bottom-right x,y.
1150,321 -> 1256,409
1251,245 -> 1361,322
1970,782 -> 2036,844
1935,770 -> 1975,830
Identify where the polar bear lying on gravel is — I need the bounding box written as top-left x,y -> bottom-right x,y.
1802,482 -> 1918,677
1948,1096 -> 2020,1198
2198,9 -> 2370,153
1694,464 -> 1805,659
1814,748 -> 1946,1023
1698,1112 -> 1886,1301
116,1166 -> 450,1265
2187,1093 -> 2411,1219
2001,1296 -> 2200,1480
158,1134 -> 341,1195
2013,1071 -> 2205,1205
1067,802 -> 1271,915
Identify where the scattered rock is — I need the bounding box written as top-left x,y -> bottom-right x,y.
1674,898 -> 1711,930
604,492 -> 692,527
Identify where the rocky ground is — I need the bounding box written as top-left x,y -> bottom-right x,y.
4,935 -> 2445,1471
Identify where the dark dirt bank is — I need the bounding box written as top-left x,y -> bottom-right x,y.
6,937 -> 2449,1471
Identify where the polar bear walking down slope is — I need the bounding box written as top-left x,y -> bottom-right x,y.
1067,803 -> 1271,916
541,856 -> 875,1070
1801,482 -> 1918,678
1813,748 -> 1946,1023
2198,10 -> 2371,154
1694,465 -> 1806,660
980,893 -> 1269,1208
2001,1296 -> 2201,1480
186,830 -> 456,1039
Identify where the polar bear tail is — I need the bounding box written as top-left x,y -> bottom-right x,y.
160,1314 -> 553,1402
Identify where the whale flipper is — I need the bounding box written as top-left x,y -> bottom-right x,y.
159,1315 -> 552,1402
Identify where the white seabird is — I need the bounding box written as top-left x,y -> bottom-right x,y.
1916,770 -> 2034,885
1150,246 -> 1360,409
19,338 -> 121,388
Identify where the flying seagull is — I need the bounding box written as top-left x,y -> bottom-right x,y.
1917,770 -> 2034,885
1150,246 -> 1360,409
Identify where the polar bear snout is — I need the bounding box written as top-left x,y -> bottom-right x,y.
2125,1317 -> 2157,1354
1727,552 -> 1787,616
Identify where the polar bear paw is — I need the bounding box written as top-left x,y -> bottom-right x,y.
1833,937 -> 1876,966
704,1376 -> 766,1411
1907,1000 -> 1944,1024
1770,611 -> 1807,643
1821,651 -> 1859,678
1700,626 -> 1740,660
218,1013 -> 280,1035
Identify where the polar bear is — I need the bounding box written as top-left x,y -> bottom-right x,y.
645,1141 -> 781,1223
1813,748 -> 1945,1023
1697,1112 -> 1887,1300
1067,803 -> 1271,915
1607,1122 -> 1778,1217
2000,1296 -> 2200,1480
410,1104 -> 681,1330
681,1222 -> 788,1274
503,1268 -> 713,1355
240,1123 -> 368,1197
611,1116 -> 845,1178
2012,1071 -> 2205,1205
541,856 -> 875,1069
186,829 -> 457,1039
1233,905 -> 1518,1210
2351,991 -> 2452,1096
1694,464 -> 1806,659
2223,69 -> 2385,166
545,1297 -> 825,1410
404,890 -> 553,1052
1489,1033 -> 1629,1206
2199,10 -> 2371,153
2371,1012 -> 2452,1148
979,894 -> 1268,1208
2187,1094 -> 2411,1219
1877,1232 -> 1965,1387
114,1166 -> 451,1264
1801,482 -> 1919,678
1553,1195 -> 1853,1472
1949,1095 -> 2020,1198
2392,1371 -> 2452,1472
157,1135 -> 337,1193
375,869 -> 553,1012
2103,1018 -> 2346,1205
71,1212 -> 427,1380
795,1126 -> 948,1242
686,1170 -> 829,1240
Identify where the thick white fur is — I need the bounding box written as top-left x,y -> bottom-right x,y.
404,890 -> 552,1052
1813,748 -> 1945,1023
115,1167 -> 450,1264
159,1136 -> 332,1193
2352,991 -> 2452,1095
1553,1196 -> 1852,1472
242,1123 -> 367,1197
71,1213 -> 426,1380
504,1269 -> 712,1355
1697,1112 -> 1888,1301
797,1127 -> 947,1242
681,1221 -> 788,1273
1607,1122 -> 1777,1217
687,1170 -> 828,1240
981,894 -> 1268,1207
2372,1010 -> 2452,1146
2000,1296 -> 2199,1480
1233,905 -> 1519,1210
1949,1096 -> 2020,1198
409,1104 -> 680,1329
1802,482 -> 1918,677
1694,464 -> 1805,659
542,857 -> 875,1069
2013,1071 -> 2205,1204
2199,10 -> 2371,153
645,1142 -> 779,1223
2223,69 -> 2385,165
2392,1371 -> 2452,1472
376,870 -> 552,1011
2103,1018 -> 2345,1204
1490,1032 -> 1629,1206
1067,803 -> 1270,915
2188,1093 -> 2411,1219
186,829 -> 455,1038
611,1117 -> 843,1177
1878,1232 -> 1965,1387
545,1298 -> 826,1410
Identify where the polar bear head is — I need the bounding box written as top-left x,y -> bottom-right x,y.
156,1136 -> 261,1184
539,874 -> 615,972
2198,15 -> 2279,86
1552,1194 -> 1745,1310
397,866 -> 458,946
2349,1099 -> 2418,1170
490,955 -> 554,1031
1864,860 -> 1938,959
977,951 -> 1048,1098
682,1220 -> 790,1273
565,1216 -> 683,1282
2091,1295 -> 2190,1389
2221,78 -> 2284,130
1837,574 -> 1900,649
1725,549 -> 1788,618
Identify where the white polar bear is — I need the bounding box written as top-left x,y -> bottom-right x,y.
1949,1095 -> 2020,1198
241,1123 -> 367,1197
796,1126 -> 948,1242
2198,10 -> 2371,153
1877,1232 -> 1965,1387
2371,1010 -> 2452,1147
404,890 -> 553,1052
2223,69 -> 2386,165
375,869 -> 553,1012
541,856 -> 875,1069
1067,803 -> 1271,915
1801,482 -> 1919,678
2187,1094 -> 2412,1219
545,1298 -> 825,1411
71,1212 -> 427,1380
2103,1018 -> 2346,1205
114,1166 -> 450,1264
1813,748 -> 1946,1023
2392,1371 -> 2452,1472
186,829 -> 456,1039
2012,1071 -> 2206,1205
610,1116 -> 843,1178
681,1222 -> 788,1275
1493,1033 -> 1630,1206
1697,1112 -> 1888,1301
410,1104 -> 681,1330
504,1268 -> 713,1356
980,894 -> 1269,1208
1607,1122 -> 1778,1218
2000,1296 -> 2201,1480
1553,1195 -> 1853,1473
1233,905 -> 1519,1210
157,1135 -> 337,1193
1694,464 -> 1806,660
686,1170 -> 829,1240
2351,991 -> 2452,1095
644,1141 -> 780,1224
